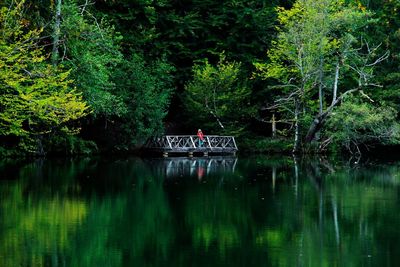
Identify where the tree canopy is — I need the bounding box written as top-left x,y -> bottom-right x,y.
1,0 -> 399,155
0,1 -> 88,155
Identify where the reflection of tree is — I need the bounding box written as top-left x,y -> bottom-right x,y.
277,160 -> 400,267
172,178 -> 272,267
2,157 -> 400,266
186,189 -> 246,252
106,174 -> 174,266
228,157 -> 400,267
72,160 -> 176,267
0,158 -> 175,267
0,183 -> 87,266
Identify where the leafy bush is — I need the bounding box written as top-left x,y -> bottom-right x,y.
183,55 -> 255,135
48,135 -> 98,155
239,137 -> 293,154
325,97 -> 400,153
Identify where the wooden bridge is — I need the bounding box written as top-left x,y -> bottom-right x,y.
144,135 -> 238,157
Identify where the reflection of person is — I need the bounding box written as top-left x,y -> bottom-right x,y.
197,129 -> 205,147
197,166 -> 205,181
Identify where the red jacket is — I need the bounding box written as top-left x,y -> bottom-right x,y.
197,131 -> 204,140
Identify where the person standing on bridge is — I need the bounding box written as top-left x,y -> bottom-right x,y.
197,129 -> 205,147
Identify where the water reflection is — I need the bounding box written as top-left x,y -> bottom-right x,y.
1,156 -> 400,266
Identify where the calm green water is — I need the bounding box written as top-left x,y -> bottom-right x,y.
0,156 -> 400,267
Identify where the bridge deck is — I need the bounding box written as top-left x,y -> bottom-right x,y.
144,135 -> 238,156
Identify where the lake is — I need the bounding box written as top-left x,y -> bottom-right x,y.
0,156 -> 399,266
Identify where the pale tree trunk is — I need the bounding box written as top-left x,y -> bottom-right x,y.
293,99 -> 301,154
208,109 -> 225,129
318,57 -> 324,115
331,61 -> 340,105
52,0 -> 62,66
305,61 -> 341,143
305,88 -> 359,143
306,62 -> 339,144
272,113 -> 276,138
305,44 -> 388,146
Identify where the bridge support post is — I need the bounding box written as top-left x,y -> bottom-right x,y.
163,152 -> 168,158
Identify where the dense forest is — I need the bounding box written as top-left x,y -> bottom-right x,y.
0,0 -> 399,156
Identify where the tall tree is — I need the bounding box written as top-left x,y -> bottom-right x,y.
255,0 -> 395,153
111,54 -> 175,148
45,0 -> 176,150
61,0 -> 126,119
183,56 -> 255,135
0,0 -> 88,155
363,0 -> 400,110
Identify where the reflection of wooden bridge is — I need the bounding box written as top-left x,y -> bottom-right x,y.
146,157 -> 238,178
144,135 -> 238,157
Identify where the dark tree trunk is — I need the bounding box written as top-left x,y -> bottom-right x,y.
36,136 -> 46,156
305,88 -> 360,144
305,114 -> 326,143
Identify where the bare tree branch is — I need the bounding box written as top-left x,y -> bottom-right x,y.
80,0 -> 95,15
360,90 -> 374,103
366,51 -> 390,67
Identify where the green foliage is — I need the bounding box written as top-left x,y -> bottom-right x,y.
0,1 -> 88,155
255,0 -> 393,152
326,96 -> 400,153
239,137 -> 293,153
365,0 -> 400,109
113,54 -> 175,146
0,146 -> 20,157
57,1 -> 175,150
95,0 -> 281,69
61,0 -> 125,118
4,157 -> 400,265
183,56 -> 255,135
3,0 -> 400,155
256,0 -> 369,88
48,135 -> 98,155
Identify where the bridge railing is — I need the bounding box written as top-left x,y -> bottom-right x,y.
145,135 -> 238,151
